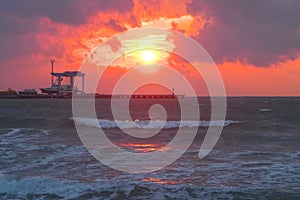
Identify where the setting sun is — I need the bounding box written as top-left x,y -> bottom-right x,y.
140,50 -> 157,63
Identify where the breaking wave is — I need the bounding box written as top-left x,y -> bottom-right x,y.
259,108 -> 272,112
71,117 -> 240,129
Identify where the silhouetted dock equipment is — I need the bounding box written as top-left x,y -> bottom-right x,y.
40,60 -> 85,95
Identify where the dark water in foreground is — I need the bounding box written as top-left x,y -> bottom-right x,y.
0,97 -> 299,199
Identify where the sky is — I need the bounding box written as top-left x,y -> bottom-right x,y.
0,0 -> 299,96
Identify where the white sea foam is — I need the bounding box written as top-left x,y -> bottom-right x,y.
2,128 -> 21,136
0,175 -> 242,199
72,117 -> 240,129
0,128 -> 50,137
259,108 -> 272,112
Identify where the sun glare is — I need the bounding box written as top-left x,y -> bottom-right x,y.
140,50 -> 157,63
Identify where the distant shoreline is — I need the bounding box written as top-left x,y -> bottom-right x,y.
0,95 -> 299,99
0,94 -> 184,99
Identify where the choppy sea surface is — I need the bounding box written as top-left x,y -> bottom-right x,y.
0,97 -> 299,199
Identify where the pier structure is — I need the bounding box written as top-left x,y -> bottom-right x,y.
91,94 -> 184,99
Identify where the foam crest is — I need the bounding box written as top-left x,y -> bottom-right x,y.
259,108 -> 272,112
72,117 -> 240,129
2,128 -> 21,136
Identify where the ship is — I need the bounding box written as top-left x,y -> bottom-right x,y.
18,89 -> 38,95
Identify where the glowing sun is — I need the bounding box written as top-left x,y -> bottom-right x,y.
140,50 -> 157,63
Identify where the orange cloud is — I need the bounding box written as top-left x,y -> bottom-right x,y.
133,0 -> 210,36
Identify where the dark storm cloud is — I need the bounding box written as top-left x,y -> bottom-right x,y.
0,0 -> 134,25
188,0 -> 300,66
107,19 -> 127,32
0,11 -> 41,36
0,35 -> 38,61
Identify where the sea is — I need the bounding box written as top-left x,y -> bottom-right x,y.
0,97 -> 299,199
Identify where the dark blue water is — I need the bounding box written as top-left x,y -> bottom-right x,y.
0,97 -> 299,199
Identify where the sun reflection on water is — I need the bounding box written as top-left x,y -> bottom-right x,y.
119,143 -> 170,153
141,177 -> 181,185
